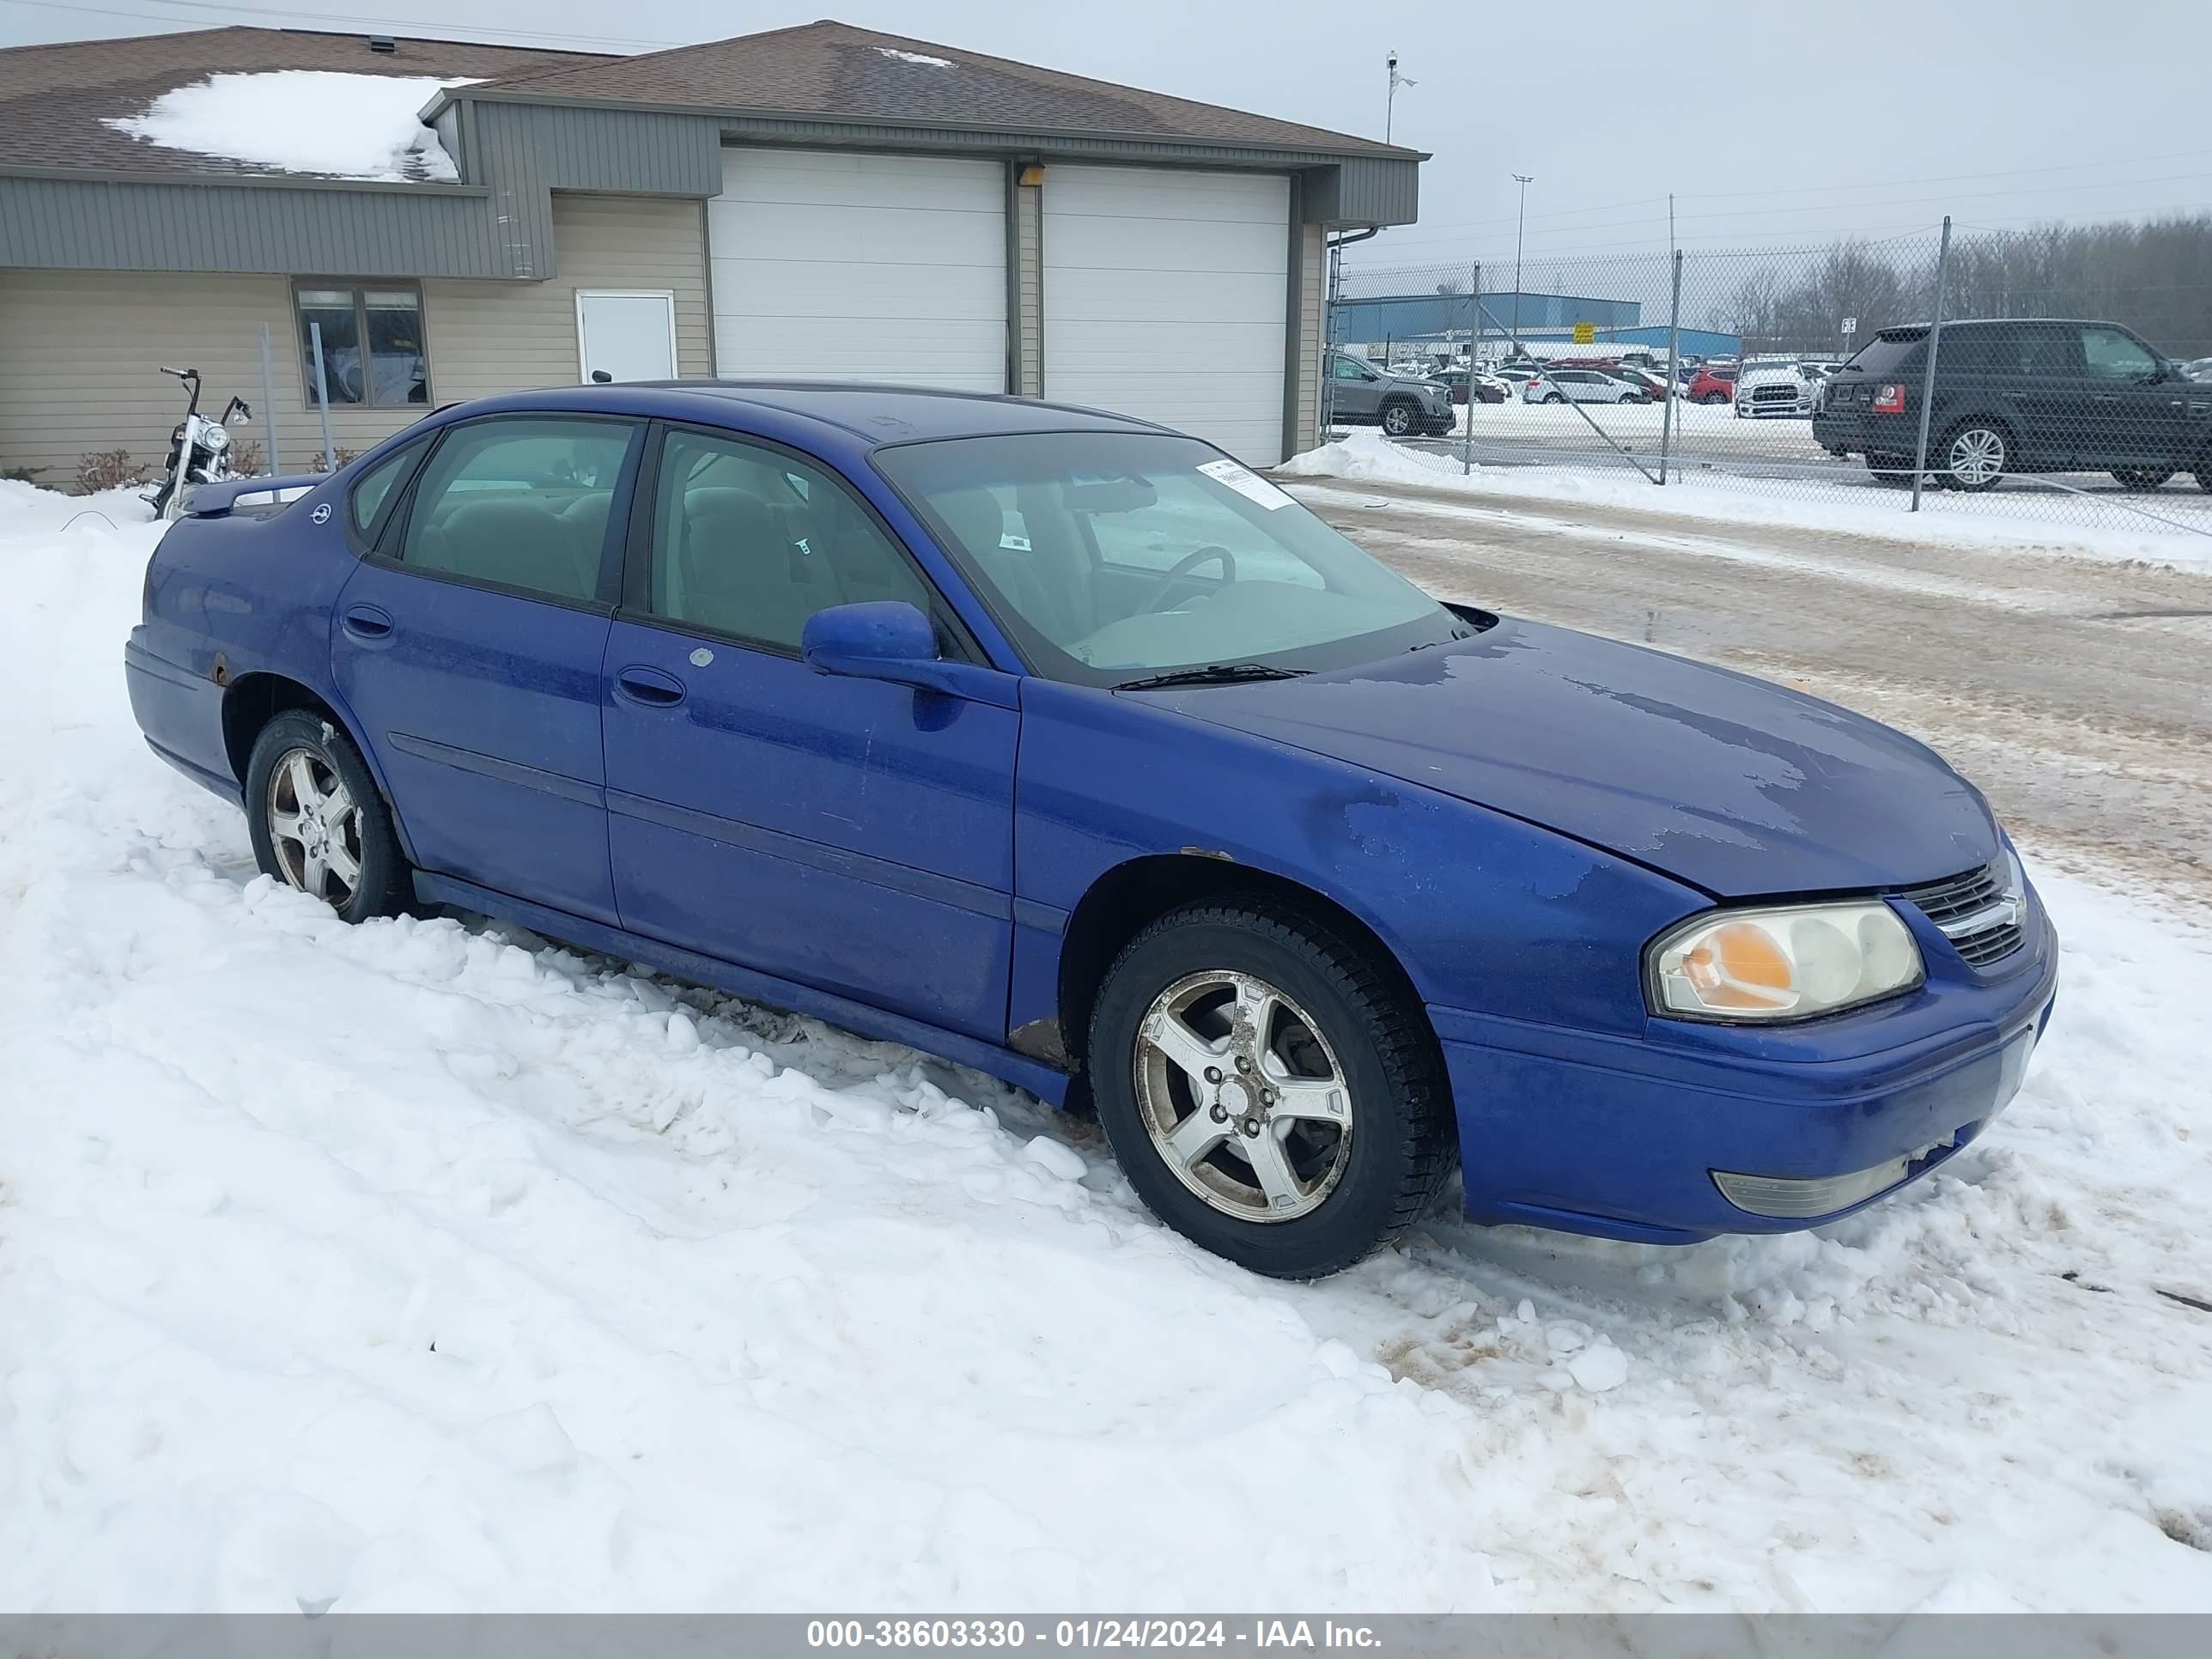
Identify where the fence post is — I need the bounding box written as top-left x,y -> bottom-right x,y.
1909,215 -> 1953,513
257,322 -> 281,477
1321,240 -> 1341,440
1658,247 -> 1683,485
308,319 -> 337,475
1462,260 -> 1480,476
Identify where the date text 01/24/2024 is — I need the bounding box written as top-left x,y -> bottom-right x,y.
805,1620 -> 1383,1650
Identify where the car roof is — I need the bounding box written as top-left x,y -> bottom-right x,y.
464,380 -> 1172,446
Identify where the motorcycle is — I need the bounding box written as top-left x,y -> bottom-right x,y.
144,366 -> 254,519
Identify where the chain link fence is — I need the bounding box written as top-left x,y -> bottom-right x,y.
1317,218 -> 2212,540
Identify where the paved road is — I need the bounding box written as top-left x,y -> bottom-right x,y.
1293,477 -> 2212,902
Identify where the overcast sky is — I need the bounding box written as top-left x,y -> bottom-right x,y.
9,0 -> 2211,278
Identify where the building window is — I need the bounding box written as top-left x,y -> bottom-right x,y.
295,282 -> 429,409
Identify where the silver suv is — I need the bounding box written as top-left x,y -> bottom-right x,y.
1327,352 -> 1456,437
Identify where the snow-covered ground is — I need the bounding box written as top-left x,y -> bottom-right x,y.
105,71 -> 477,182
3,481 -> 2210,1612
1286,432 -> 2212,570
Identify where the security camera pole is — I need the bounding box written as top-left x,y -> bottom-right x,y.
1385,52 -> 1416,144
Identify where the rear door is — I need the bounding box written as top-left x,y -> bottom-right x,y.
333,413 -> 640,923
601,422 -> 1021,1041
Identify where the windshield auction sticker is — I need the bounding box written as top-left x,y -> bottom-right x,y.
1195,457 -> 1295,510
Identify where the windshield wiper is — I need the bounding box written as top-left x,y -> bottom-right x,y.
1112,662 -> 1311,691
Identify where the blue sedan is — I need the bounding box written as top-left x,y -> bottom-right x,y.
124,383 -> 2057,1278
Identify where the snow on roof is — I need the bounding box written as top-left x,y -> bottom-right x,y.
104,70 -> 479,183
872,46 -> 955,67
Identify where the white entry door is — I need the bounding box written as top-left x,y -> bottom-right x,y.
576,290 -> 678,384
708,148 -> 1006,391
1042,167 -> 1291,465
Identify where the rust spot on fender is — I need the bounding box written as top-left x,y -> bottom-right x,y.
1007,1018 -> 1070,1069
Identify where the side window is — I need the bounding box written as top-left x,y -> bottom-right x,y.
647,427 -> 939,653
396,417 -> 635,603
1331,357 -> 1371,381
2012,325 -> 2077,377
349,437 -> 428,538
2081,326 -> 2157,380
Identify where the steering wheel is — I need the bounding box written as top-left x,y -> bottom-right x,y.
1139,545 -> 1237,612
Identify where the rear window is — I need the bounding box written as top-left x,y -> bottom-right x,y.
1844,331 -> 1927,377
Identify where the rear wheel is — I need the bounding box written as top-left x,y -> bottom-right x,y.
1089,902 -> 1455,1279
1937,418 -> 2012,491
1542,392 -> 1565,405
245,710 -> 411,923
2112,467 -> 2174,490
1379,399 -> 1419,437
1700,392 -> 1729,405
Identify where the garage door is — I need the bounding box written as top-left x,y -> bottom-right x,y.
1042,167 -> 1291,465
708,149 -> 1006,391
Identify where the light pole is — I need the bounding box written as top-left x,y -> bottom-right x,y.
1510,173 -> 1534,350
1385,52 -> 1415,144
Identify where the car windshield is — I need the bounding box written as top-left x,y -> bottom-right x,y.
873,431 -> 1468,688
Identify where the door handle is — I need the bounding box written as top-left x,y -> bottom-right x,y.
615,665 -> 686,708
340,604 -> 394,642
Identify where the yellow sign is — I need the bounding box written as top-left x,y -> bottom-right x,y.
1573,321 -> 1596,344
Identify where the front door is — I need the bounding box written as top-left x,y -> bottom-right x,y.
602,422 -> 1021,1042
577,290 -> 678,384
2079,323 -> 2191,468
333,413 -> 640,922
1329,355 -> 1382,420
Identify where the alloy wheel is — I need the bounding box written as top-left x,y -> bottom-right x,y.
1382,404 -> 1416,436
265,745 -> 364,908
1132,969 -> 1353,1223
1945,424 -> 2008,489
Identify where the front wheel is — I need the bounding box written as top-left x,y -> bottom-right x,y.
245,709 -> 412,922
2112,467 -> 2174,490
1089,902 -> 1456,1279
1379,400 -> 1419,437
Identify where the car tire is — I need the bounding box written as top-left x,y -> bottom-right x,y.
245,709 -> 412,923
2111,467 -> 2174,490
1088,900 -> 1456,1279
1542,392 -> 1565,405
1379,399 -> 1419,437
1936,417 -> 2012,491
1700,392 -> 1729,405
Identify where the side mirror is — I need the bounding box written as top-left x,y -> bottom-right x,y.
590,369 -> 613,385
801,600 -> 953,689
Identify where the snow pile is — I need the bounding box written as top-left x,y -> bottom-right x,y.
105,72 -> 477,182
1280,430 -> 2212,573
1,486 -> 2209,1611
874,46 -> 955,67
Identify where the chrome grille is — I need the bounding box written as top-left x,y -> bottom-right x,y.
1898,865 -> 2024,968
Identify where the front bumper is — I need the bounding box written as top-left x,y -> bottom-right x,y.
1431,890 -> 2059,1243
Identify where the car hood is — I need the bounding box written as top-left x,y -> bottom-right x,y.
1147,618 -> 1996,897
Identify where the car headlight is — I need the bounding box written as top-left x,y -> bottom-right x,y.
1646,900 -> 1923,1023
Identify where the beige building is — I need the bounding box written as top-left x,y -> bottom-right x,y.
0,21 -> 1422,485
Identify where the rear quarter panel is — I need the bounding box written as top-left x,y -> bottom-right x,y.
126,481 -> 363,799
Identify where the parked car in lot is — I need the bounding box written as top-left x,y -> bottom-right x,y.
1328,351 -> 1456,435
1735,362 -> 1816,417
1613,367 -> 1674,402
1814,318 -> 2212,490
1522,368 -> 1647,405
1686,364 -> 1739,404
127,381 -> 2057,1278
1433,368 -> 1508,405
